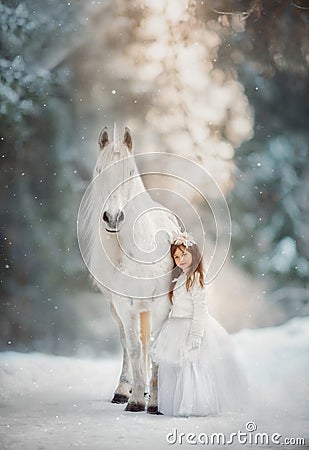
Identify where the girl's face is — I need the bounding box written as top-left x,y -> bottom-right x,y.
173,246 -> 193,273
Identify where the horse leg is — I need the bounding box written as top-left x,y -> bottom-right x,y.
110,301 -> 132,404
125,311 -> 147,412
140,310 -> 151,394
112,298 -> 146,412
147,362 -> 160,414
147,295 -> 171,414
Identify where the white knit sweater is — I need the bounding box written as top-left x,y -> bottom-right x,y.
169,271 -> 208,337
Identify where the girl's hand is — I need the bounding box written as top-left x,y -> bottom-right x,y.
187,334 -> 202,351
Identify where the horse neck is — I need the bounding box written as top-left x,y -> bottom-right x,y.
130,171 -> 149,197
118,188 -> 159,257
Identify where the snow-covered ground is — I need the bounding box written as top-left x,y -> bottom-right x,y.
0,317 -> 308,450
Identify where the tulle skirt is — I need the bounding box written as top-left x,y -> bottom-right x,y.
149,315 -> 250,417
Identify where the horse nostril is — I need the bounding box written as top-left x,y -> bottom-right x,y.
117,211 -> 124,222
103,211 -> 109,223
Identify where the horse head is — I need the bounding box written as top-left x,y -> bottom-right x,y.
94,124 -> 137,233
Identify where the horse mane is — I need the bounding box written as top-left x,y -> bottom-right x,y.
79,141 -> 150,293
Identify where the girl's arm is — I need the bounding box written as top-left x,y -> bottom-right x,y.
189,279 -> 208,338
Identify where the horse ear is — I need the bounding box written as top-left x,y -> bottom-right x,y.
98,127 -> 109,150
123,127 -> 133,151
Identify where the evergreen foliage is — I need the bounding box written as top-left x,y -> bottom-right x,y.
0,1 -> 83,352
210,0 -> 309,311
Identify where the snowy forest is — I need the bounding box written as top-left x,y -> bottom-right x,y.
1,1 -> 309,449
0,0 -> 308,355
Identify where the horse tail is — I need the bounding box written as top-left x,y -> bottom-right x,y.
140,311 -> 151,383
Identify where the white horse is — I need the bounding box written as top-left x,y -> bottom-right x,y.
78,125 -> 181,412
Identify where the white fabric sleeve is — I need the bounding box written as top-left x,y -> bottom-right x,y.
189,277 -> 208,337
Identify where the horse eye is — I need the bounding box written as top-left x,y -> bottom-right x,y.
130,169 -> 134,176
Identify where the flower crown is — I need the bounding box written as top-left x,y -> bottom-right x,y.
171,231 -> 197,248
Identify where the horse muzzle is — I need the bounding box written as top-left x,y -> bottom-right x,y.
102,210 -> 124,232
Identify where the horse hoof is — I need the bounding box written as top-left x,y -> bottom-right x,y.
125,402 -> 145,412
111,393 -> 129,404
147,405 -> 163,415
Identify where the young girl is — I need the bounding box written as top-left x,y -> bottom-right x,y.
150,232 -> 250,417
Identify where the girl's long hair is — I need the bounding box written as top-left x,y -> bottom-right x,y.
168,243 -> 204,303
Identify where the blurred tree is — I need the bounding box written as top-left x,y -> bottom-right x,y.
199,0 -> 309,313
0,0 -> 86,352
73,0 -> 253,189
199,0 -> 309,78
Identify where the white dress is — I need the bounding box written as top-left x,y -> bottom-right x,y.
149,271 -> 250,417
